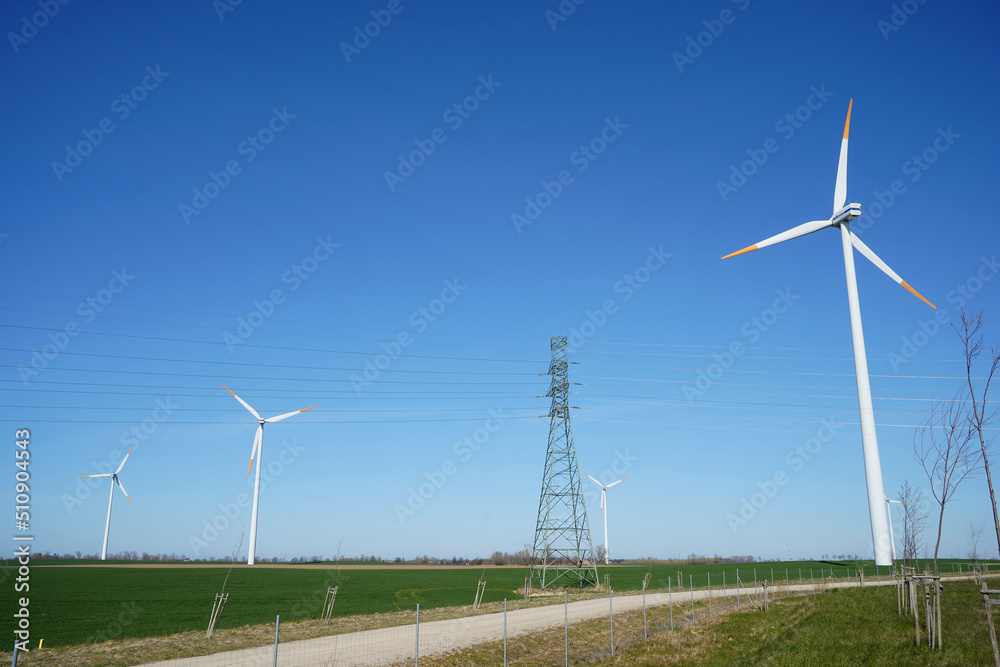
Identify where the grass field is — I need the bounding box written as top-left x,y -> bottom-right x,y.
594,578 -> 997,666
0,559 -> 990,648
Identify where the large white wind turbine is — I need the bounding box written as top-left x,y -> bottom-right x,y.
582,471 -> 628,565
79,445 -> 134,560
224,384 -> 315,565
885,495 -> 906,562
722,100 -> 936,566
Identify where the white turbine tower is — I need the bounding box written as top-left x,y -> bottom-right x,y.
224,384 -> 315,565
885,495 -> 906,562
722,100 -> 936,566
582,471 -> 628,565
79,445 -> 134,561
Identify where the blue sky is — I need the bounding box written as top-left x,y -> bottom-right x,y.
3,0 -> 999,562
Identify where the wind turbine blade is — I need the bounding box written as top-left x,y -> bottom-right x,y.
79,473 -> 112,479
247,426 -> 262,477
264,406 -> 316,423
849,232 -> 936,308
834,99 -> 852,214
606,476 -> 629,488
223,384 -> 261,420
581,471 -> 602,487
116,444 -> 134,475
115,477 -> 133,505
722,220 -> 832,259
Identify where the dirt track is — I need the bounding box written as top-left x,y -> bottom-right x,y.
138,574 -> 974,667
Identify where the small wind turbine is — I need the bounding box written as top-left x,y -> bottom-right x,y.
885,495 -> 906,562
582,471 -> 628,565
722,100 -> 936,566
224,384 -> 314,565
79,445 -> 134,560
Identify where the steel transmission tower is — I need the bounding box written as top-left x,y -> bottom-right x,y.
529,335 -> 599,589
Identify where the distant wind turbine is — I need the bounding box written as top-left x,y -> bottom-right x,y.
722,100 -> 936,566
582,471 -> 628,565
224,384 -> 314,565
79,445 -> 134,560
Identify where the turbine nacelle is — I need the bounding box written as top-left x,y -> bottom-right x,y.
832,203 -> 862,226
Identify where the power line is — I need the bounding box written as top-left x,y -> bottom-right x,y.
0,348 -> 539,377
0,365 -> 540,385
0,325 -> 543,364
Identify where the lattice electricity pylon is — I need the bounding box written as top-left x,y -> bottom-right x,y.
529,335 -> 599,589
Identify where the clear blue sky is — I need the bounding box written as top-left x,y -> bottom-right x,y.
3,0 -> 998,562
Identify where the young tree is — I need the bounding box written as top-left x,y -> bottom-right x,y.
954,309 -> 1000,556
914,390 -> 980,572
968,521 -> 985,563
898,480 -> 928,568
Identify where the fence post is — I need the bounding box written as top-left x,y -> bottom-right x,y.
708,572 -> 712,617
415,604 -> 420,667
564,591 -> 568,667
273,615 -> 280,667
690,574 -> 695,622
609,582 -> 615,656
668,578 -> 674,631
642,576 -> 648,641
503,598 -> 507,667
11,642 -> 18,667
785,569 -> 789,598
811,569 -> 815,593
723,570 -> 727,600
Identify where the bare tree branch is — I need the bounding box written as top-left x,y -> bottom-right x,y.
954,308 -> 1000,556
914,388 -> 980,572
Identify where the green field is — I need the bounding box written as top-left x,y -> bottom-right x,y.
0,559 -> 989,648
596,578 -> 997,666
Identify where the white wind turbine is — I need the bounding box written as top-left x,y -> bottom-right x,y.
224,384 -> 315,565
582,471 -> 628,565
885,495 -> 906,562
722,100 -> 936,566
79,445 -> 134,560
